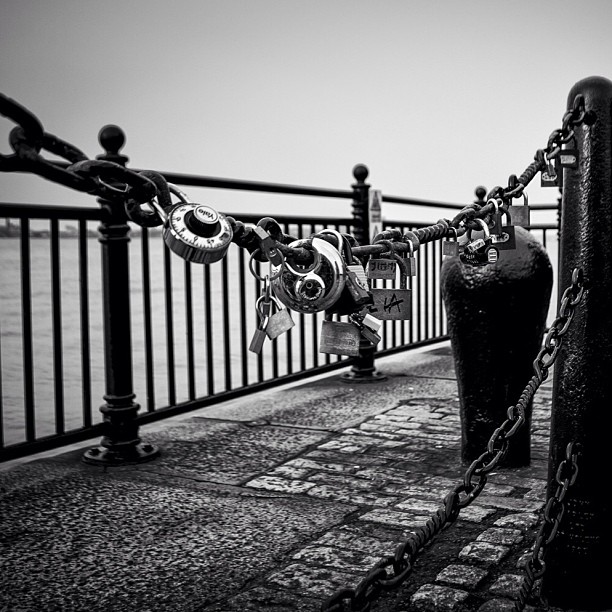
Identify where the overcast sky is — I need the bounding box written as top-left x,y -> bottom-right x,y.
1,0 -> 612,223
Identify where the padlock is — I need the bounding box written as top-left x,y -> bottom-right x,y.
367,244 -> 397,279
350,311 -> 382,346
319,230 -> 371,316
442,227 -> 460,257
271,237 -> 346,313
161,184 -> 233,264
266,295 -> 295,340
490,207 -> 516,251
508,192 -> 530,228
319,314 -> 362,356
460,219 -> 496,266
249,285 -> 272,354
368,252 -> 412,320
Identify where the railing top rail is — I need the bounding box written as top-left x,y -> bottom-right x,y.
0,202 -> 102,220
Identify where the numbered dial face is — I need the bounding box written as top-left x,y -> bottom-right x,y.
163,203 -> 233,264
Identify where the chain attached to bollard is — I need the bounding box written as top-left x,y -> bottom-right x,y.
514,441 -> 582,611
321,269 -> 584,612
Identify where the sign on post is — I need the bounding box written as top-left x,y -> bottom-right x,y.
368,189 -> 382,244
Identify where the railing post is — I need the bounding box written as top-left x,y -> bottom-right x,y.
82,125 -> 159,465
342,164 -> 386,382
541,76 -> 612,610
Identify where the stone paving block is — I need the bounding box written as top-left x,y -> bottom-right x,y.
476,527 -> 524,547
457,505 -> 497,523
395,498 -> 442,514
292,545 -> 381,573
489,573 -> 524,598
306,484 -> 399,507
435,564 -> 489,589
494,512 -> 540,531
266,464 -> 312,479
304,449 -> 390,467
476,598 -> 516,612
265,562 -> 357,597
343,427 -> 404,440
410,583 -> 469,611
475,495 -> 543,512
458,541 -> 511,566
306,471 -> 379,490
423,475 -> 515,497
359,508 -> 431,530
245,475 -> 316,494
313,528 -> 396,556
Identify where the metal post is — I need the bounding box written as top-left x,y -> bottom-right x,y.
541,76 -> 612,610
341,164 -> 385,382
82,125 -> 159,465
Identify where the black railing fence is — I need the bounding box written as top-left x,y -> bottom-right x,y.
0,178 -> 559,462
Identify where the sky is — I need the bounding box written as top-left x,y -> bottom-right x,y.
1,0 -> 612,224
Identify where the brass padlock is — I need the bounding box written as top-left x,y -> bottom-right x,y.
368,252 -> 412,320
271,237 -> 346,313
508,192 -> 530,228
319,314 -> 361,356
490,207 -> 516,251
442,227 -> 460,257
266,295 -> 295,340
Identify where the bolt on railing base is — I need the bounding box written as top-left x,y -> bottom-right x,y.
340,369 -> 387,383
82,442 -> 160,466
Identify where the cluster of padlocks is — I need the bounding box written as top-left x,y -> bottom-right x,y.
135,179 -> 530,357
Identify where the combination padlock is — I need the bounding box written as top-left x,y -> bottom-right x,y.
460,218 -> 498,266
319,230 -> 371,316
271,237 -> 346,313
368,252 -> 412,320
160,184 -> 233,264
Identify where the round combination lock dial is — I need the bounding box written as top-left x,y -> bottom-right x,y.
163,203 -> 233,264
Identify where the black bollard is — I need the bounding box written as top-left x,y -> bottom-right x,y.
441,226 -> 552,466
541,76 -> 612,610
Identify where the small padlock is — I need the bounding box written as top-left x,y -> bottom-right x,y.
266,295 -> 295,340
319,313 -> 362,356
349,311 -> 382,345
367,256 -> 397,279
460,219 -> 495,266
508,192 -> 530,228
442,227 -> 460,257
368,253 -> 412,320
490,207 -> 516,251
249,286 -> 272,354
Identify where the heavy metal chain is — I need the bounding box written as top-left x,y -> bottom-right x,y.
0,91 -> 592,268
514,441 -> 581,612
321,268 -> 585,612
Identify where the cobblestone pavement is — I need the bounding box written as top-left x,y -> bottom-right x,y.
0,343 -> 574,612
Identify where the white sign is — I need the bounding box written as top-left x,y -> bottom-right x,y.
368,189 -> 382,243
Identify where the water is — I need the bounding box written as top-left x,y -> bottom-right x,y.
0,232 -> 335,446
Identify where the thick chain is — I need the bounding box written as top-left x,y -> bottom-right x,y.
321,268 -> 585,612
513,441 -> 581,611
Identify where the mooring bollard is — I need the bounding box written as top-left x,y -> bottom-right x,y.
440,221 -> 552,466
541,76 -> 612,610
342,164 -> 386,382
82,125 -> 160,465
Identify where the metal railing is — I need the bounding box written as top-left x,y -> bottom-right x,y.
0,179 -> 559,462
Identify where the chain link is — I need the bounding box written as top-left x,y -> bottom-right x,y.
321,268 -> 585,612
513,441 -> 582,611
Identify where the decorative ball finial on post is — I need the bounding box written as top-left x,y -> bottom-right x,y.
353,163 -> 369,185
474,186 -> 487,204
97,124 -> 128,166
